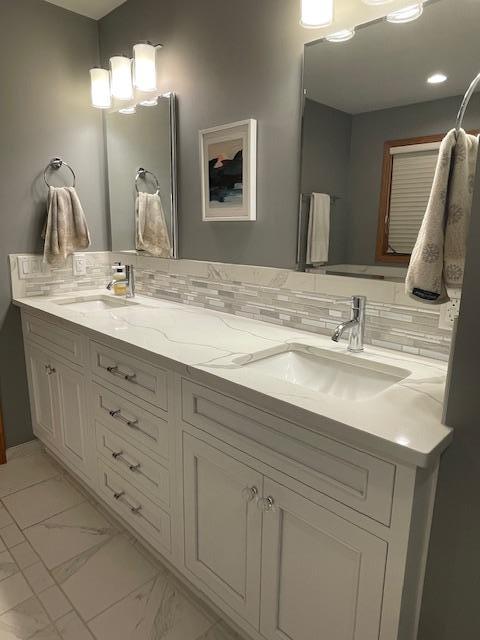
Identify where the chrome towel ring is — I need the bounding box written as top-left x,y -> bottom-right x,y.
44,157 -> 76,188
135,167 -> 160,196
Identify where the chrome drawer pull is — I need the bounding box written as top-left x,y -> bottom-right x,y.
110,449 -> 141,473
112,489 -> 142,514
113,491 -> 125,500
107,408 -> 140,430
130,504 -> 142,514
105,365 -> 138,384
44,364 -> 56,375
112,450 -> 123,460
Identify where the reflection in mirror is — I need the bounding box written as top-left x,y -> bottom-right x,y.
299,0 -> 480,281
106,93 -> 177,257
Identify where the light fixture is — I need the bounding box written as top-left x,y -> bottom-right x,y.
300,0 -> 334,28
110,55 -> 133,100
140,97 -> 159,107
326,28 -> 355,42
427,73 -> 448,84
133,43 -> 157,92
361,0 -> 394,5
386,2 -> 423,24
89,68 -> 111,109
119,106 -> 137,115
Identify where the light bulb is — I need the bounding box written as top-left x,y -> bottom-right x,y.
427,73 -> 448,84
119,106 -> 136,115
110,55 -> 133,100
326,28 -> 355,42
300,0 -> 334,28
133,43 -> 157,92
89,68 -> 111,109
386,2 -> 423,24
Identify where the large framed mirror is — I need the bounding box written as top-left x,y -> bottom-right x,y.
299,0 -> 480,281
106,92 -> 178,258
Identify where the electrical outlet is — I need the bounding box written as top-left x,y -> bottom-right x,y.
73,254 -> 87,276
438,295 -> 461,330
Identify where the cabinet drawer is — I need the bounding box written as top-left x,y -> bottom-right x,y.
92,382 -> 170,464
97,459 -> 171,554
23,313 -> 85,366
181,380 -> 395,525
96,423 -> 170,508
90,342 -> 168,410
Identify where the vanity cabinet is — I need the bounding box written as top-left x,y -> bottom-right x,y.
20,309 -> 439,640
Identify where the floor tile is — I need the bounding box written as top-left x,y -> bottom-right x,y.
2,477 -> 85,530
56,535 -> 157,621
10,541 -> 40,569
0,595 -> 51,639
0,550 -> 18,581
0,506 -> 14,528
24,562 -> 55,594
6,440 -> 43,462
196,622 -> 244,640
0,572 -> 33,615
25,503 -> 116,570
88,572 -> 214,640
38,586 -> 72,621
31,625 -> 63,639
0,523 -> 26,548
0,454 -> 60,498
56,611 -> 94,639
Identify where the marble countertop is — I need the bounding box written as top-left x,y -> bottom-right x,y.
14,291 -> 453,468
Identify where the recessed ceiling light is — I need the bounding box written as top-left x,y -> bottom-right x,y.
427,73 -> 448,85
326,28 -> 355,43
386,2 -> 423,24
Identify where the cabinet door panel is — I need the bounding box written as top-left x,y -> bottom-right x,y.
25,345 -> 59,448
183,433 -> 263,628
260,478 -> 387,640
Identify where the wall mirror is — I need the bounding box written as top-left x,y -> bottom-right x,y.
106,92 -> 178,257
299,0 -> 480,281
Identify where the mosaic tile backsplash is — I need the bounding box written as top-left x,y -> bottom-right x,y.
10,252 -> 452,361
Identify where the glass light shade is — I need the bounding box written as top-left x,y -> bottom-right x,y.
133,43 -> 157,91
386,2 -> 423,23
326,28 -> 355,42
140,97 -> 159,106
89,68 -> 111,109
110,55 -> 133,100
300,0 -> 334,28
361,0 -> 393,5
119,106 -> 136,114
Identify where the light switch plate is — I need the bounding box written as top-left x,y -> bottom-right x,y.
73,254 -> 87,276
17,256 -> 46,279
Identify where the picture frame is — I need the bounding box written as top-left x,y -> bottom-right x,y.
199,119 -> 257,222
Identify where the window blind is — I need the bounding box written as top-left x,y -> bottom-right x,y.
388,147 -> 439,254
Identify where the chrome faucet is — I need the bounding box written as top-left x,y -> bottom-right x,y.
106,264 -> 135,299
331,296 -> 366,353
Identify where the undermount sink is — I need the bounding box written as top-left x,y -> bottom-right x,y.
234,343 -> 410,401
53,294 -> 138,312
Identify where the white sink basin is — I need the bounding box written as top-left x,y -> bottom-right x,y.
53,294 -> 138,312
234,343 -> 410,401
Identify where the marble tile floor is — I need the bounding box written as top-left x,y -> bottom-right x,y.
0,443 -> 241,640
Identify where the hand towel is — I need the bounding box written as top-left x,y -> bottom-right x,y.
306,193 -> 330,265
406,129 -> 479,304
135,192 -> 172,258
42,186 -> 91,266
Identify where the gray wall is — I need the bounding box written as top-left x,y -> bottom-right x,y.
99,0 -> 311,269
301,98 -> 352,265
0,0 -> 108,447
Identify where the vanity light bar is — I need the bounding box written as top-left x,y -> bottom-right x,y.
300,0 -> 334,28
386,2 -> 424,23
326,28 -> 355,42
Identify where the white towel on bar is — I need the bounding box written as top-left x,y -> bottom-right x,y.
42,186 -> 91,266
136,192 -> 172,258
306,193 -> 330,265
406,129 -> 479,304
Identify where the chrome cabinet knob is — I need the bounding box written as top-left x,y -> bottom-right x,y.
259,496 -> 275,512
242,486 -> 259,502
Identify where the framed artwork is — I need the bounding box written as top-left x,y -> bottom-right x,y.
199,119 -> 257,221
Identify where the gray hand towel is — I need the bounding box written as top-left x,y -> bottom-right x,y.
406,129 -> 479,304
42,186 -> 91,266
135,192 -> 172,258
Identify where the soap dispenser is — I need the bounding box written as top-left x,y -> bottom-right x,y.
111,263 -> 127,296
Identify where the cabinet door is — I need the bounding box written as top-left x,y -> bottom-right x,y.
55,359 -> 90,478
183,433 -> 263,628
260,478 -> 387,640
25,344 -> 59,449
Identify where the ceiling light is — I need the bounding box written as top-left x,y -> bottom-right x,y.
427,73 -> 448,84
119,106 -> 136,115
386,2 -> 423,24
133,43 -> 157,92
89,68 -> 111,109
110,55 -> 133,100
300,0 -> 334,28
326,28 -> 355,42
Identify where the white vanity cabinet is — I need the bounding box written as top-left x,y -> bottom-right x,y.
20,309 -> 440,640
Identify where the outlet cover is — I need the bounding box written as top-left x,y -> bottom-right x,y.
73,254 -> 87,276
439,296 -> 461,330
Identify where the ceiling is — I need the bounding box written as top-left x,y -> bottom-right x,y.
304,0 -> 480,114
44,0 -> 127,20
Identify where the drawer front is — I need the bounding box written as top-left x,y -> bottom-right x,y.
97,459 -> 171,554
96,423 -> 170,508
23,313 -> 85,366
91,342 -> 168,410
92,382 -> 170,464
181,380 -> 395,525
